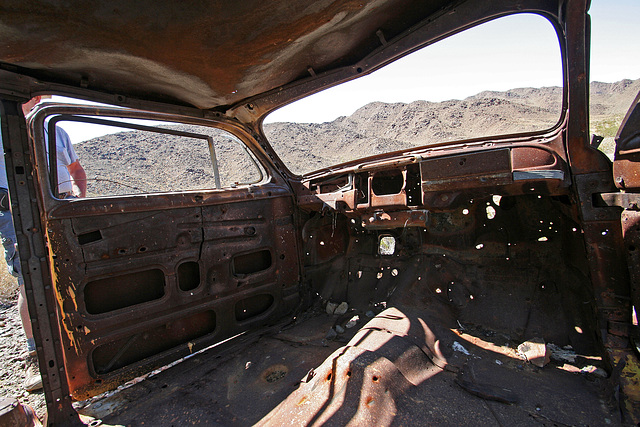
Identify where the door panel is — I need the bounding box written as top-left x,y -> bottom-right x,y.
613,91 -> 640,190
612,90 -> 640,351
27,106 -> 301,400
51,188 -> 299,400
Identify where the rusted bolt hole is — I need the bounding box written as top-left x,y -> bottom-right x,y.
326,372 -> 333,381
138,246 -> 147,253
372,375 -> 379,382
346,370 -> 352,377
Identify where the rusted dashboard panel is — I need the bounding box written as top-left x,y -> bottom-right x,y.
299,145 -> 569,216
46,194 -> 300,399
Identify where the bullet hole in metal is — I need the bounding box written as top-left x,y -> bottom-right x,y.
486,206 -> 496,219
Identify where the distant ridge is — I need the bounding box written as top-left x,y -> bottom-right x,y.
263,79 -> 639,173
73,79 -> 639,185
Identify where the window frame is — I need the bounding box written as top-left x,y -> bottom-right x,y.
261,11 -> 568,179
29,104 -> 269,203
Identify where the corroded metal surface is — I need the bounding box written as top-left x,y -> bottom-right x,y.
257,308 -> 445,426
0,0 -> 454,109
0,0 -> 637,425
47,194 -> 301,400
614,90 -> 640,189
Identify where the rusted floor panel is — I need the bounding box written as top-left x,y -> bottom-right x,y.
78,302 -> 619,426
78,315 -> 347,425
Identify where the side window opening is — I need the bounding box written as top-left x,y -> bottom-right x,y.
37,112 -> 263,198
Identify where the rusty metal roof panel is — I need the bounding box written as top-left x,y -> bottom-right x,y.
0,0 -> 456,109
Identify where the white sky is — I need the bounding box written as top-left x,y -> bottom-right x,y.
55,0 -> 639,141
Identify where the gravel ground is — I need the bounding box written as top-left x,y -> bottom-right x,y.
0,299 -> 46,421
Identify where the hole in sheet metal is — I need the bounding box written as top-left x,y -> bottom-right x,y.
262,365 -> 289,383
372,170 -> 403,195
85,269 -> 165,314
486,206 -> 496,219
233,250 -> 272,275
379,235 -> 396,256
178,261 -> 200,291
78,230 -> 102,245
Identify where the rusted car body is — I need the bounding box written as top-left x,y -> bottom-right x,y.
0,0 -> 638,425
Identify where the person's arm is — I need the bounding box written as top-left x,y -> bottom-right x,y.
67,160 -> 86,198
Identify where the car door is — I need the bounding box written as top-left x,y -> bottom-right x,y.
18,103 -> 302,401
609,91 -> 640,337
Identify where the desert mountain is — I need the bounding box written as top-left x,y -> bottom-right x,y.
263,79 -> 639,174
73,79 -> 639,195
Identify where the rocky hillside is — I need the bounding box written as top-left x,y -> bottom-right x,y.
73,79 -> 639,191
264,79 -> 639,174
74,125 -> 263,197
589,79 -> 640,146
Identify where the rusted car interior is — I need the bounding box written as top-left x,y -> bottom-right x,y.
0,0 -> 638,425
